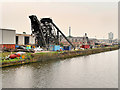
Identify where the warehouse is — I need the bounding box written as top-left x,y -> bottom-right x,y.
16,33 -> 35,46
0,29 -> 35,50
0,29 -> 16,49
60,36 -> 97,48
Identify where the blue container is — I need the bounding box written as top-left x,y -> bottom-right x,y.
53,45 -> 60,51
63,46 -> 71,50
49,45 -> 60,51
49,45 -> 54,51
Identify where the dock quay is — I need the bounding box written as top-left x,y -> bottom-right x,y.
0,46 -> 118,68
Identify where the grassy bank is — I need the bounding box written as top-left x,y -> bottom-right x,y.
0,46 -> 119,68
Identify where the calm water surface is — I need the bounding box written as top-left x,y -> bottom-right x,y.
2,50 -> 118,88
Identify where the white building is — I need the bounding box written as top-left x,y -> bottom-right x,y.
108,32 -> 113,39
108,32 -> 113,43
0,29 -> 35,50
0,29 -> 16,49
16,33 -> 35,45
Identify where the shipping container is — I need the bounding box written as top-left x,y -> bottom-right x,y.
49,45 -> 54,51
53,45 -> 60,51
49,45 -> 60,51
82,45 -> 90,49
63,46 -> 71,50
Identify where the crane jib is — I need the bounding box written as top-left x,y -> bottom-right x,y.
29,15 -> 75,49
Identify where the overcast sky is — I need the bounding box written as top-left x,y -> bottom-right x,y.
0,2 -> 118,39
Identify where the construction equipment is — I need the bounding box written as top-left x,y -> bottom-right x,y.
29,15 -> 75,50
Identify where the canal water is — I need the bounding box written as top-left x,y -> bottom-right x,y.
2,50 -> 118,88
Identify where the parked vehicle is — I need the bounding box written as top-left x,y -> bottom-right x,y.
16,52 -> 26,55
17,46 -> 26,49
34,47 -> 43,51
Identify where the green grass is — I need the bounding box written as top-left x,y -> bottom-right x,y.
0,45 -> 118,61
35,51 -> 62,54
0,58 -> 24,63
0,52 -> 16,58
0,46 -> 118,67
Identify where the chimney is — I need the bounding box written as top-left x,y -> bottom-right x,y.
69,26 -> 71,37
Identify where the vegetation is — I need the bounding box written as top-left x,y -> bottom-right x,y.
0,46 -> 119,68
35,51 -> 60,54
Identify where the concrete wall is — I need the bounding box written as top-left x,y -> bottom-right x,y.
18,35 -> 24,45
0,29 -> 16,44
29,36 -> 35,44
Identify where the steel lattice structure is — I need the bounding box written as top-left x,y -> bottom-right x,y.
29,15 -> 75,50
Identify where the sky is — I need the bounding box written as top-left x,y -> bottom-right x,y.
0,1 -> 118,39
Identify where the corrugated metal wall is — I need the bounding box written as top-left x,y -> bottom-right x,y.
0,29 -> 16,49
2,29 -> 15,44
0,30 -> 2,44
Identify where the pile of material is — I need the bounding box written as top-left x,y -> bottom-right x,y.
9,52 -> 26,59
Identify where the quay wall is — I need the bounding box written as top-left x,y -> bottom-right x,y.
34,47 -> 118,62
1,47 -> 119,68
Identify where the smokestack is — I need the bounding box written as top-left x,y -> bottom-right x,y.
69,26 -> 71,37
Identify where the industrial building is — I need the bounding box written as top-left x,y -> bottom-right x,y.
0,29 -> 35,50
60,36 -> 97,48
60,31 -> 97,48
108,32 -> 114,43
60,37 -> 84,47
108,32 -> 113,40
59,27 -> 96,48
0,29 -> 16,49
16,33 -> 35,46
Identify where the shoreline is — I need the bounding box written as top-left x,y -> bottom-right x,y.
1,47 -> 119,68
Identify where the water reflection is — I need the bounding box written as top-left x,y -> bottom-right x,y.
2,50 -> 118,88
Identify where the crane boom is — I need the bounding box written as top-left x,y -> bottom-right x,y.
29,15 -> 75,49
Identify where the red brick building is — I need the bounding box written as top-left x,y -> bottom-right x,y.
60,36 -> 97,48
